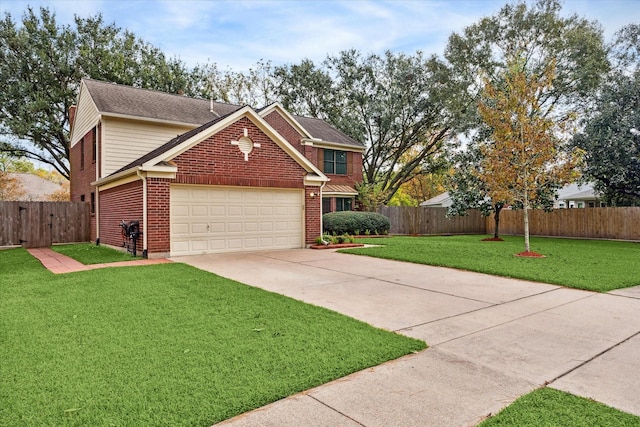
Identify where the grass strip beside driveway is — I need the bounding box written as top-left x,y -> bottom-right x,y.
52,242 -> 141,264
479,387 -> 640,426
342,235 -> 640,292
0,248 -> 425,426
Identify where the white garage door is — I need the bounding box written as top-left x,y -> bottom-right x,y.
170,185 -> 304,256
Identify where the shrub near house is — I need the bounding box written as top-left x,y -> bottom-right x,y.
323,211 -> 390,235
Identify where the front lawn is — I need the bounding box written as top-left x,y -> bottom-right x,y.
342,235 -> 640,292
479,387 -> 640,426
0,248 -> 425,426
52,242 -> 141,264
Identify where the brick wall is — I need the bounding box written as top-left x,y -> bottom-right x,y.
305,186 -> 322,242
99,116 -> 329,255
70,128 -> 96,202
173,117 -> 306,188
70,127 -> 98,240
172,117 -> 319,245
263,111 -> 304,154
146,178 -> 170,254
98,181 -> 143,250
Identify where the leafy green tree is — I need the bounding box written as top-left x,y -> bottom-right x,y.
572,24 -> 640,205
328,50 -> 458,204
444,0 -> 608,236
190,59 -> 276,107
445,0 -> 609,129
447,139 -> 507,239
0,7 -> 192,179
276,50 -> 460,205
273,59 -> 337,120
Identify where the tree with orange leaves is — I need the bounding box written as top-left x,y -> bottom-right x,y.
478,56 -> 583,255
0,171 -> 26,200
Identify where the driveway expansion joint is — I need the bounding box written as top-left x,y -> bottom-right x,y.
307,395 -> 367,427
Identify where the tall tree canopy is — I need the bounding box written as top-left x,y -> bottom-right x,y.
274,50 -> 460,206
445,0 -> 608,227
445,0 -> 608,129
572,24 -> 640,205
0,7 -> 192,179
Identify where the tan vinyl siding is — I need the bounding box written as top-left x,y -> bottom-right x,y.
102,117 -> 194,176
70,83 -> 100,147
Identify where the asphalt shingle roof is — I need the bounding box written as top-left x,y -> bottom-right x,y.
83,79 -> 242,124
294,115 -> 364,148
84,79 -> 364,149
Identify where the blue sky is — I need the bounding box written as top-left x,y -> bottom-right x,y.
1,0 -> 639,71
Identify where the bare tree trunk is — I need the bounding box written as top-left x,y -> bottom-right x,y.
523,207 -> 531,252
493,204 -> 502,238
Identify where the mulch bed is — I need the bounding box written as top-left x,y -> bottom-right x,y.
310,243 -> 365,250
482,237 -> 505,241
514,251 -> 546,258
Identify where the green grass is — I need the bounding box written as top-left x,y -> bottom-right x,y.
479,387 -> 640,426
0,248 -> 425,426
52,242 -> 141,264
342,235 -> 640,292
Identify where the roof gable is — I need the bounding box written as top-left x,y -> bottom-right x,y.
100,106 -> 327,185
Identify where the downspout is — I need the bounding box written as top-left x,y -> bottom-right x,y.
95,122 -> 101,244
136,170 -> 148,258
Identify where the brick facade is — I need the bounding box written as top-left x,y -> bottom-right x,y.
263,110 -> 363,214
99,116 -> 323,255
70,127 -> 98,240
98,181 -> 143,250
173,117 -> 306,188
146,178 -> 171,254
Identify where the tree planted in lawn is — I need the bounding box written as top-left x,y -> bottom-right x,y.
478,57 -> 582,254
447,140 -> 506,239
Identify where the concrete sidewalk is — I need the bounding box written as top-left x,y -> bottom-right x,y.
174,249 -> 640,426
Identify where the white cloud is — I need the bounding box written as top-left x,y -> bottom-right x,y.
2,0 -> 639,72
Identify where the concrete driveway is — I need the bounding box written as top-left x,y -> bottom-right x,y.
173,249 -> 640,426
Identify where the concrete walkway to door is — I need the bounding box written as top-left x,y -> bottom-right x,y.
174,249 -> 640,427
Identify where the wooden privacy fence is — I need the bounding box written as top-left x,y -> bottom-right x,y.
489,207 -> 640,241
0,201 -> 91,248
377,206 -> 486,235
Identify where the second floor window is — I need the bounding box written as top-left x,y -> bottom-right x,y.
324,149 -> 347,175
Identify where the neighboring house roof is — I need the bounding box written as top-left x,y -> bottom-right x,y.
556,183 -> 599,200
420,192 -> 453,207
83,79 -> 240,125
82,79 -> 363,149
9,173 -> 63,201
420,184 -> 600,209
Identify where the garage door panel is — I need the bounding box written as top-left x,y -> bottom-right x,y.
191,223 -> 208,234
210,206 -> 225,216
208,239 -> 226,251
191,205 -> 208,216
228,206 -> 242,216
190,240 -> 208,252
171,185 -> 304,256
244,206 -> 259,216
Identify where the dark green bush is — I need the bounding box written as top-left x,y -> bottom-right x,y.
323,211 -> 390,235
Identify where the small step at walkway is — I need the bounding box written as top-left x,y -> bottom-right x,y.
27,247 -> 171,274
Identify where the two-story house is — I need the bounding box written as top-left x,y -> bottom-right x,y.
69,79 -> 363,257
